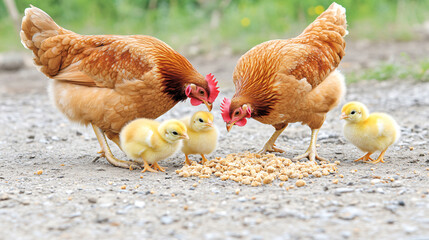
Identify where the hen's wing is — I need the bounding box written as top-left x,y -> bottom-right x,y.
21,6 -> 164,89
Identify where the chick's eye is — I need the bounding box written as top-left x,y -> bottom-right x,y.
172,131 -> 178,135
350,110 -> 356,115
198,118 -> 203,123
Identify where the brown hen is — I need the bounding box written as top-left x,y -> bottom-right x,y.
20,6 -> 219,169
221,3 -> 347,161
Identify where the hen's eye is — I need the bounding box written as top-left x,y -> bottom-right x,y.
234,111 -> 239,115
350,110 -> 356,115
199,90 -> 204,95
172,131 -> 178,135
198,118 -> 203,123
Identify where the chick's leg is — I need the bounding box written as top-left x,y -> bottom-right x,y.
354,152 -> 374,162
258,123 -> 288,154
185,155 -> 192,165
200,154 -> 208,165
92,124 -> 140,169
370,149 -> 387,164
293,128 -> 328,162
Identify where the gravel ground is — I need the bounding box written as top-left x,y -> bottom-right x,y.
1,41 -> 429,240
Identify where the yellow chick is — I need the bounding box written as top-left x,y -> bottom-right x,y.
120,118 -> 188,172
181,111 -> 218,165
340,101 -> 400,164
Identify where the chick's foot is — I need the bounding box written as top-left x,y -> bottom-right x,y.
369,150 -> 386,164
354,152 -> 374,162
151,162 -> 166,172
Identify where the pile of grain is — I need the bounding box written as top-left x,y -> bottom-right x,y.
176,152 -> 339,186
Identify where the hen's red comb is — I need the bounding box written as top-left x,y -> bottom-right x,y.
220,97 -> 231,122
206,73 -> 219,103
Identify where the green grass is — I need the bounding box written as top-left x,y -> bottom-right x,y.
1,0 -> 429,53
346,59 -> 429,83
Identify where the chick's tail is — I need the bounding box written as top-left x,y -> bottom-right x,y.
20,6 -> 73,76
305,70 -> 346,113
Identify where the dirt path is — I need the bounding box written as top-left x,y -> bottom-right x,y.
0,41 -> 429,239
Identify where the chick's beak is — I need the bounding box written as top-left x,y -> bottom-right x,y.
203,100 -> 213,111
181,134 -> 189,140
205,121 -> 214,127
340,113 -> 348,120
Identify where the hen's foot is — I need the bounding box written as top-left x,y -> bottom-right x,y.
293,149 -> 328,162
96,150 -> 141,170
257,143 -> 285,154
354,152 -> 374,162
91,124 -> 140,169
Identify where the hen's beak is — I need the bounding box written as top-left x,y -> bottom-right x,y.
340,113 -> 348,120
203,100 -> 213,111
226,122 -> 234,132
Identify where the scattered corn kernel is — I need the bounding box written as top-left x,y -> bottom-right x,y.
295,180 -> 306,187
235,189 -> 240,195
35,170 -> 43,175
176,152 -> 339,187
183,205 -> 189,210
409,146 -> 414,151
120,185 -> 126,190
339,174 -> 344,178
171,193 -> 175,197
332,179 -> 339,184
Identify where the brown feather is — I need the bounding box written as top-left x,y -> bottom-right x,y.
20,6 -> 207,141
231,3 -> 347,127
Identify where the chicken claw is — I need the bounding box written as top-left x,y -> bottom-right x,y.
293,129 -> 328,162
257,143 -> 285,154
141,160 -> 159,173
369,150 -> 387,164
151,162 -> 166,172
354,152 -> 374,162
92,124 -> 141,169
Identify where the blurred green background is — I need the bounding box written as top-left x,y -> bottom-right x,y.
1,0 -> 428,54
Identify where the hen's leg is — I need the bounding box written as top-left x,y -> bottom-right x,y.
258,123 -> 288,154
91,124 -> 140,169
110,135 -> 122,150
369,149 -> 387,164
200,154 -> 208,165
293,128 -> 328,162
354,152 -> 374,162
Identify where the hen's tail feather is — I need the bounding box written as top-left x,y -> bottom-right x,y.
301,2 -> 348,38
20,6 -> 73,76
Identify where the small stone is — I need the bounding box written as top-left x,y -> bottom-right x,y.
334,188 -> 354,196
134,200 -> 145,208
160,215 -> 174,225
337,207 -> 362,220
88,197 -> 97,203
192,209 -> 208,216
0,193 -> 10,201
403,225 -> 417,234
